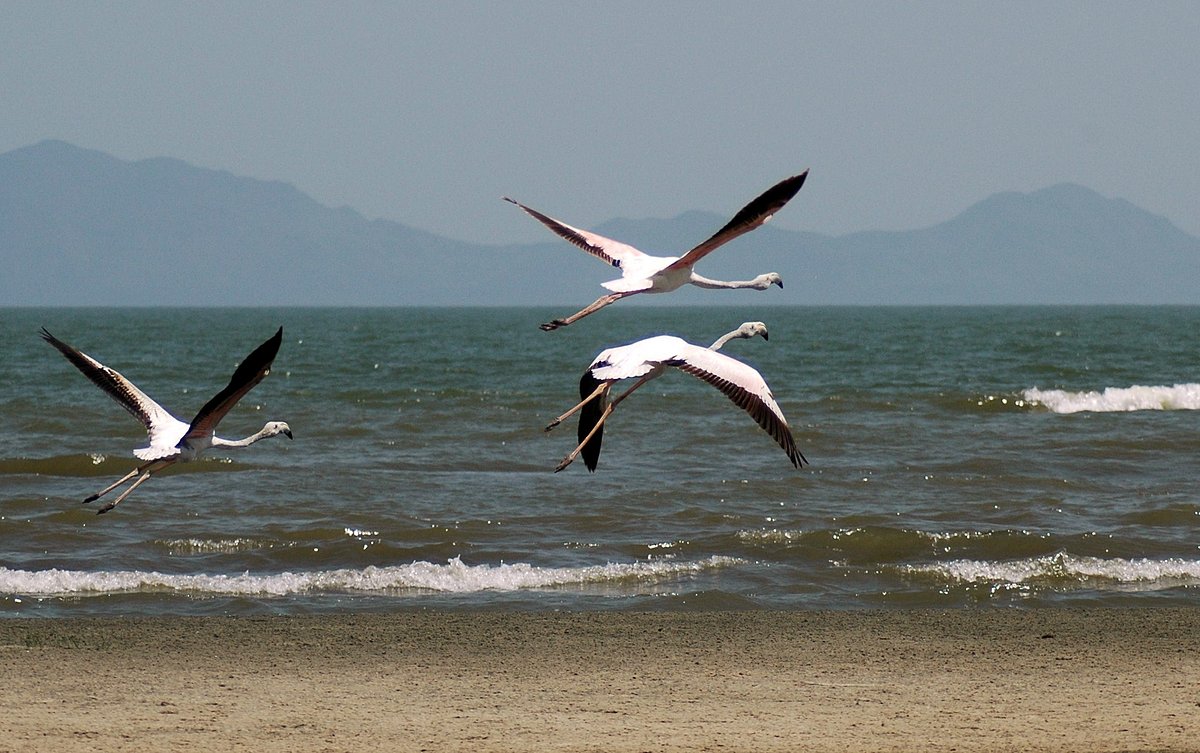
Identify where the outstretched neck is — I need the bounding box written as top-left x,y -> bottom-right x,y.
709,330 -> 744,351
212,426 -> 277,449
689,272 -> 775,290
709,322 -> 768,350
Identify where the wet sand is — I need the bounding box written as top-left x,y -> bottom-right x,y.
2,609 -> 1198,752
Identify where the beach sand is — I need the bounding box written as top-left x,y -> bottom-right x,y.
2,609 -> 1197,752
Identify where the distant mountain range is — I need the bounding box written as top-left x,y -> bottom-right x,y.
3,140 -> 1198,306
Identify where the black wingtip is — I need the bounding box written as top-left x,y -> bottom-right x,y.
582,436 -> 601,472
773,170 -> 809,204
239,328 -> 283,376
258,328 -> 284,361
40,328 -> 77,360
791,445 -> 809,468
578,373 -> 605,472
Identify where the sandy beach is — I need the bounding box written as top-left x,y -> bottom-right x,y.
1,609 -> 1197,752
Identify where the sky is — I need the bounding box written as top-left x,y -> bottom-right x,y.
3,2 -> 1198,244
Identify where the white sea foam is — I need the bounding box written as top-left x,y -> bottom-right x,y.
156,538 -> 275,554
904,552 -> 1200,590
0,555 -> 742,598
737,528 -> 805,544
1022,383 -> 1200,414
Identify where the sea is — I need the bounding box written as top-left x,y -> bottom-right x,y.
1,306 -> 1198,617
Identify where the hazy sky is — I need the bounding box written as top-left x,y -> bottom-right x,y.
3,2 -> 1198,243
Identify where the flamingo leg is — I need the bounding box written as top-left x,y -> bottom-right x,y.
555,404 -> 615,472
96,469 -> 155,515
545,382 -> 610,432
552,374 -> 655,472
540,292 -> 630,331
83,466 -> 143,504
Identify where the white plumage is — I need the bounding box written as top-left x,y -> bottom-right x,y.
545,322 -> 805,472
41,327 -> 292,514
504,171 -> 809,330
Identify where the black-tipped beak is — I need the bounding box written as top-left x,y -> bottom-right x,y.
762,332 -> 769,341
284,429 -> 294,440
775,279 -> 784,289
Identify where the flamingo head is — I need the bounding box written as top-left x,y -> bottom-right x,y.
762,272 -> 783,289
264,421 -> 293,439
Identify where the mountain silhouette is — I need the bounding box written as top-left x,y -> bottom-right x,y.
3,140 -> 1197,306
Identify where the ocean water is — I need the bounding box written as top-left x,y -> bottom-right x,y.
1,306 -> 1198,616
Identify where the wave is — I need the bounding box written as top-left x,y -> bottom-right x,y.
736,526 -> 1057,563
1022,384 -> 1200,414
0,555 -> 742,598
902,552 -> 1200,591
154,538 -> 280,555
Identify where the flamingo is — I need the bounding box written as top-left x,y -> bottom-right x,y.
41,327 -> 293,514
504,171 -> 808,331
544,322 -> 805,472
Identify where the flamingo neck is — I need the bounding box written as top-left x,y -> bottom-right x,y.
689,273 -> 774,290
709,329 -> 749,351
211,427 -> 273,449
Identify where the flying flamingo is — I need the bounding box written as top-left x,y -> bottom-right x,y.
41,327 -> 293,514
504,171 -> 808,331
544,322 -> 805,472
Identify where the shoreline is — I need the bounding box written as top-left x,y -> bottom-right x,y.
2,609 -> 1198,752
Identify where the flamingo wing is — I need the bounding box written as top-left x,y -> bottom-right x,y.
573,335 -> 684,472
182,327 -> 283,444
503,197 -> 650,271
666,345 -> 806,468
41,328 -> 188,452
664,171 -> 808,272
586,336 -> 683,383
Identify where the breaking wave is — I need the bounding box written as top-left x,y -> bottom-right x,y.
1023,384 -> 1200,414
0,555 -> 742,598
902,552 -> 1200,591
